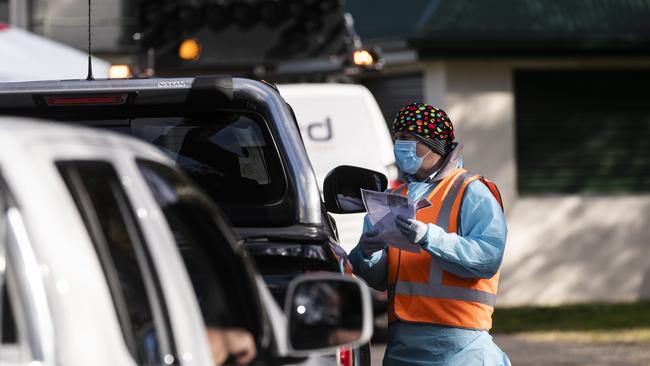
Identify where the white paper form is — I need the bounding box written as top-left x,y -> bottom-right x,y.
361,189 -> 424,253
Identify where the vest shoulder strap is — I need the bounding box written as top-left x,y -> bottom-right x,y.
479,177 -> 504,211
446,173 -> 504,233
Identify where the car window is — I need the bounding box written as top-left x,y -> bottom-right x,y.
133,114 -> 286,204
136,160 -> 264,337
103,112 -> 286,206
58,161 -> 177,366
1,286 -> 17,345
8,108 -> 296,227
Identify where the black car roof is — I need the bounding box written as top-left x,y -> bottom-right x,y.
0,75 -> 235,109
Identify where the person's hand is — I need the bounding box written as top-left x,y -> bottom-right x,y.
395,215 -> 428,244
206,328 -> 228,365
358,229 -> 387,257
206,327 -> 257,365
223,328 -> 257,365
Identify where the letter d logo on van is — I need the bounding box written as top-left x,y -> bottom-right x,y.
306,117 -> 332,142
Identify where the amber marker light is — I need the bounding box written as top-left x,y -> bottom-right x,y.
353,49 -> 374,66
108,64 -> 132,79
179,38 -> 202,61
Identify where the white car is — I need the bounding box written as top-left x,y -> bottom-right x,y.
0,117 -> 372,366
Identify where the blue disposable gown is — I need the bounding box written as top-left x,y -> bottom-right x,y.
348,163 -> 511,366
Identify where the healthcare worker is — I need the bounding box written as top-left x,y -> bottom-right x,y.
349,102 -> 510,365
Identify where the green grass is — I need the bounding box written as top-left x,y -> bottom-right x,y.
492,302 -> 650,334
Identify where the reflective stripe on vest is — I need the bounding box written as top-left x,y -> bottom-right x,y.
387,168 -> 503,330
394,282 -> 497,306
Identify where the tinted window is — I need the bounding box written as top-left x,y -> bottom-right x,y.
58,162 -> 176,365
107,113 -> 286,205
1,286 -> 16,345
5,108 -> 296,227
137,160 -> 263,336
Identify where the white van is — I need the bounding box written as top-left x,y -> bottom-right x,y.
278,84 -> 396,253
0,117 -> 372,366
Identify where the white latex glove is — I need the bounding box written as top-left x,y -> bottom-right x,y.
395,215 -> 428,244
358,229 -> 387,257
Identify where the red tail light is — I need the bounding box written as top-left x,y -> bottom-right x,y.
44,94 -> 128,106
338,347 -> 353,366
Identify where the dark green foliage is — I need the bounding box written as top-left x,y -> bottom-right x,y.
493,302 -> 650,333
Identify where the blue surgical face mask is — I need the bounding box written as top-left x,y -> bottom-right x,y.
393,140 -> 430,175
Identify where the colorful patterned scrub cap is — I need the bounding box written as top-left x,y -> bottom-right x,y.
392,102 -> 455,157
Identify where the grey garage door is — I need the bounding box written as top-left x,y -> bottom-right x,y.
360,73 -> 424,129
515,70 -> 650,195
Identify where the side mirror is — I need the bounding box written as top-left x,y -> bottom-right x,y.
284,274 -> 372,356
323,165 -> 388,214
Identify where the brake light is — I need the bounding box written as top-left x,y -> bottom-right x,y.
338,347 -> 352,366
44,94 -> 128,106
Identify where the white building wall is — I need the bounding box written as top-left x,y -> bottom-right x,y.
423,62 -> 447,109
422,60 -> 650,306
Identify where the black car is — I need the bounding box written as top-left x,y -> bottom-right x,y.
0,76 -> 376,366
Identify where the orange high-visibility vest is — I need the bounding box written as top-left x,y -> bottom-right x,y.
387,168 -> 504,330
